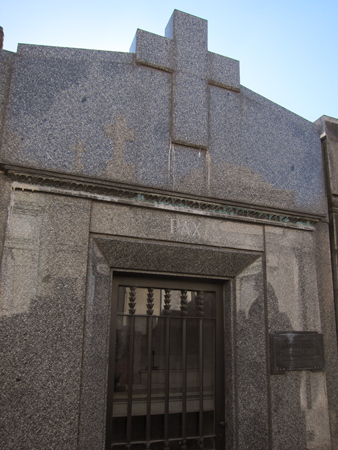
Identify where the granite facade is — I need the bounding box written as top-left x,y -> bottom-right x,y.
0,192 -> 91,449
0,11 -> 326,215
1,9 -> 338,450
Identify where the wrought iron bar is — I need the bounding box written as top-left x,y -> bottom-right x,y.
111,434 -> 217,448
212,321 -> 216,444
147,287 -> 154,316
164,289 -> 171,450
180,290 -> 188,316
128,286 -> 136,314
181,290 -> 188,450
197,291 -> 204,442
146,288 -> 154,443
164,288 -> 171,315
126,287 -> 136,445
196,290 -> 204,317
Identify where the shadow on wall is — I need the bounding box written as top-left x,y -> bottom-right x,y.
237,272 -> 307,449
0,278 -> 82,449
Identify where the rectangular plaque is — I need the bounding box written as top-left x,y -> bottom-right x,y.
270,331 -> 324,375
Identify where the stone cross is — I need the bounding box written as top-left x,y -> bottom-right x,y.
130,10 -> 240,150
104,115 -> 135,177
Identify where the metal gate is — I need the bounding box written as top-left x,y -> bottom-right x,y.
106,276 -> 225,450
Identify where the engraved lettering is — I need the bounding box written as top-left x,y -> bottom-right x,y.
170,219 -> 202,238
170,219 -> 179,234
192,222 -> 201,237
180,221 -> 190,236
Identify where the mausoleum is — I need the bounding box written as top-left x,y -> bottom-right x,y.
1,10 -> 338,450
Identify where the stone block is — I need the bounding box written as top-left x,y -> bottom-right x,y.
78,241 -> 111,450
165,10 -> 208,74
131,29 -> 173,71
0,12 -> 328,217
315,116 -> 338,196
17,43 -> 133,63
235,258 -> 270,448
0,50 -> 15,147
209,85 -> 326,214
172,73 -> 208,148
265,225 -> 331,449
2,55 -> 171,188
314,221 -> 338,448
208,51 -> 240,90
171,144 -> 209,194
95,236 -> 259,278
0,191 -> 91,449
90,202 -> 264,251
0,173 -> 11,262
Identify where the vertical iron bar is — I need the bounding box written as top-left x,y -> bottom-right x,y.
164,289 -> 171,450
146,315 -> 153,444
126,287 -> 136,445
146,288 -> 154,445
126,314 -> 135,444
199,318 -> 204,449
182,317 -> 187,449
181,290 -> 188,450
197,291 -> 204,447
213,318 -> 216,445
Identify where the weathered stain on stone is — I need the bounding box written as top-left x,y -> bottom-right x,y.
103,115 -> 135,180
72,140 -> 86,172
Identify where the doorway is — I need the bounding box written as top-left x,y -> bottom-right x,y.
106,275 -> 225,450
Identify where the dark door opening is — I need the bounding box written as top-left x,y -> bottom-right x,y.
106,276 -> 225,450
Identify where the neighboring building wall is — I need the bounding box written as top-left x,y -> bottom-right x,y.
317,116 -> 338,315
316,116 -> 338,447
0,50 -> 14,261
1,10 -> 338,450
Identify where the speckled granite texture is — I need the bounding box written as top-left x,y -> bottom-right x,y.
0,9 -> 337,450
0,173 -> 10,260
0,50 -> 15,161
0,191 -> 91,449
0,10 -> 326,215
265,226 -> 332,449
314,116 -> 338,448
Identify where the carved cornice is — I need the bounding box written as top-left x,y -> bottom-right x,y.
132,193 -> 317,229
4,167 -> 321,230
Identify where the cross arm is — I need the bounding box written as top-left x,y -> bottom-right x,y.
130,29 -> 174,72
208,52 -> 240,92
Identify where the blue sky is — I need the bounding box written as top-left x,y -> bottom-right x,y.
1,0 -> 337,122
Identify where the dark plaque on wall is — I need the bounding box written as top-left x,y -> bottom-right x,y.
270,332 -> 324,375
